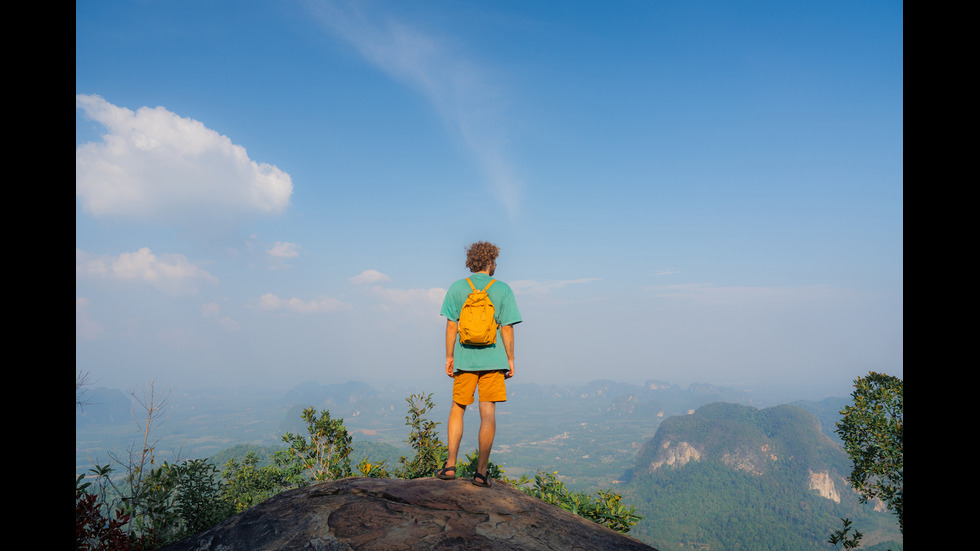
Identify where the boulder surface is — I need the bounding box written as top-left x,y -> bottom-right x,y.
161,476 -> 657,550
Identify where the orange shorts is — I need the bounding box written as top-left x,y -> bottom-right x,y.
452,370 -> 508,405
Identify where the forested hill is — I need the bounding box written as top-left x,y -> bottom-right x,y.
633,402 -> 843,479
623,402 -> 902,551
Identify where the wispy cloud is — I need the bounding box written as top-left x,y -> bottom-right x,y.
258,293 -> 352,313
363,286 -> 446,309
305,0 -> 522,216
350,269 -> 392,285
75,94 -> 293,225
349,268 -> 444,319
266,241 -> 302,269
76,247 -> 218,295
267,242 -> 302,259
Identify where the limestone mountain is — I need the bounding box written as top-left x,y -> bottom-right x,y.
635,402 -> 846,482
623,402 -> 901,551
160,477 -> 657,551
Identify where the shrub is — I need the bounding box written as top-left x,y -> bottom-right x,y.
515,470 -> 642,533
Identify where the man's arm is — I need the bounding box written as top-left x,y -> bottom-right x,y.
501,324 -> 515,378
445,319 -> 457,377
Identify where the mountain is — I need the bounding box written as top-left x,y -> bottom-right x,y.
76,380 -> 902,549
623,402 -> 901,551
75,378 -> 780,480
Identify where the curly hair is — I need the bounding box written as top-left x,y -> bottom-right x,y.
465,241 -> 500,273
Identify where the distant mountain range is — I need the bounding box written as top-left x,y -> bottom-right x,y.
76,378 -> 902,550
77,378 -> 844,476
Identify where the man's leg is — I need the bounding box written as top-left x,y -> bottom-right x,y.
476,400 -> 496,476
446,401 -> 466,468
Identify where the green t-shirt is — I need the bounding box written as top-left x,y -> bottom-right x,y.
440,273 -> 522,372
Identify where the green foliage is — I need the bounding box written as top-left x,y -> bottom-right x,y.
221,451 -> 302,513
453,449 -> 504,481
280,407 -> 354,481
78,384 -> 646,545
142,459 -> 232,543
220,408 -> 361,512
516,470 -> 642,534
836,372 -> 903,533
625,399 -> 903,551
356,456 -> 393,478
829,517 -> 863,550
629,460 -> 846,550
77,459 -> 234,549
396,393 -> 448,478
210,443 -> 278,469
74,382 -> 214,548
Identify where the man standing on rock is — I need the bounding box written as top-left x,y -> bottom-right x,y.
437,241 -> 522,487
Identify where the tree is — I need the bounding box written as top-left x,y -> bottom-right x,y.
280,407 -> 354,481
828,517 -> 863,550
835,372 -> 903,534
397,393 -> 447,479
77,381 -> 173,546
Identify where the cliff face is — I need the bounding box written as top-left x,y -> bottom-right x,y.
161,477 -> 657,551
637,403 -> 846,489
637,403 -> 843,478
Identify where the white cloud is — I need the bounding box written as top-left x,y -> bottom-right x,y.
350,269 -> 392,284
76,297 -> 103,340
267,241 -> 302,260
75,94 -> 292,224
258,292 -> 351,313
306,2 -> 521,216
76,247 -> 217,295
348,268 -> 444,319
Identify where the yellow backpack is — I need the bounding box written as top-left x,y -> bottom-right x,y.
457,278 -> 498,346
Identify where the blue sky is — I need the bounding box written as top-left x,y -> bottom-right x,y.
76,0 -> 902,399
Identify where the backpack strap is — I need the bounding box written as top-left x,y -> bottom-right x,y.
466,278 -> 496,292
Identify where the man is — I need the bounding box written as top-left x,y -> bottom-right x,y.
437,241 -> 522,487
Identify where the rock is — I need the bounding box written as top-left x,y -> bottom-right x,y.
161,476 -> 657,551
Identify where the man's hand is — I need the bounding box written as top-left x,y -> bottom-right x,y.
445,319 -> 458,378
501,324 -> 515,379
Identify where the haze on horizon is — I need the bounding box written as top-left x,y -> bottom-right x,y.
76,1 -> 903,403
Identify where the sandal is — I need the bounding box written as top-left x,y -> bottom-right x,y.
472,472 -> 491,488
436,464 -> 457,480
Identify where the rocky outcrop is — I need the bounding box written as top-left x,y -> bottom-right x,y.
161,477 -> 657,551
721,444 -> 778,476
648,440 -> 700,470
807,470 -> 841,503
